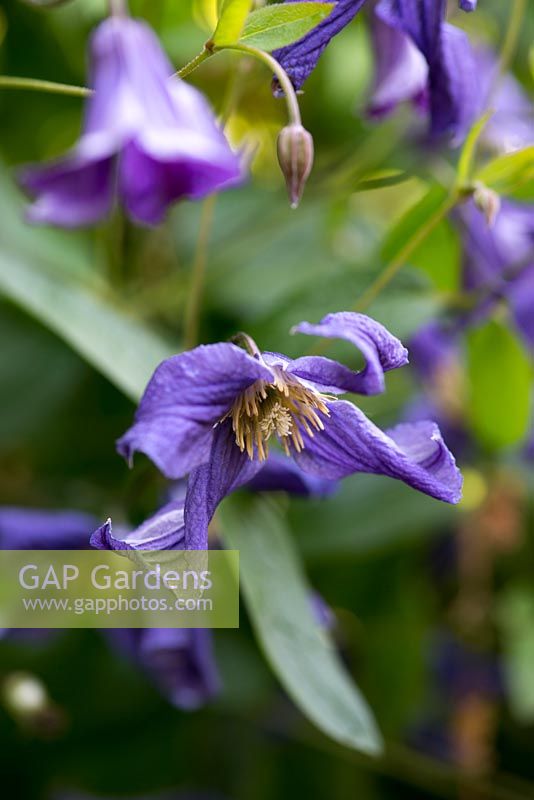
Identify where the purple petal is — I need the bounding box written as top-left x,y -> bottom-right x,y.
138,627 -> 221,709
117,343 -> 273,480
459,0 -> 476,9
367,12 -> 428,118
20,17 -> 242,228
119,139 -> 241,227
184,421 -> 263,550
409,322 -> 460,382
310,592 -> 335,629
375,0 -> 478,142
469,48 -> 534,154
432,22 -> 478,143
273,0 -> 368,92
293,400 -> 463,503
19,155 -> 115,228
109,627 -> 220,709
0,508 -> 95,549
459,200 -> 534,291
507,264 -> 534,352
290,312 -> 408,394
90,501 -> 185,551
245,452 -> 338,497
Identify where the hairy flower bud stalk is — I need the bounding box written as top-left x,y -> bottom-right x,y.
277,124 -> 314,209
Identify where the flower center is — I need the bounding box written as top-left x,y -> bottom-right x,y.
224,368 -> 331,461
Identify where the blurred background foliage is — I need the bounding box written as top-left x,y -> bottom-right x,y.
0,0 -> 534,798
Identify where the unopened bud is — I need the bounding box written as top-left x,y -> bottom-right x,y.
473,183 -> 501,228
277,124 -> 314,209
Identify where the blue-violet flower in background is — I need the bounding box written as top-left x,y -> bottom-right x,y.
367,0 -> 478,143
20,17 -> 242,227
0,507 -> 220,711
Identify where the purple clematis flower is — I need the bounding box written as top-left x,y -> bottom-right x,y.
20,16 -> 242,227
458,200 -> 534,352
0,506 -> 220,711
274,1 -> 477,142
273,0 -> 369,92
109,627 -> 220,711
368,0 -> 478,142
118,312 -> 463,549
474,49 -> 534,154
367,11 -> 429,119
91,454 -> 337,553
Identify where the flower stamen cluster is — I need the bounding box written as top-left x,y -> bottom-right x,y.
224,367 -> 330,460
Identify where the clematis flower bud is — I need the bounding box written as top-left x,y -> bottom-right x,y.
276,124 -> 314,209
473,183 -> 501,228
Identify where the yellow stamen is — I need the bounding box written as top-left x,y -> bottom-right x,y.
221,367 -> 332,461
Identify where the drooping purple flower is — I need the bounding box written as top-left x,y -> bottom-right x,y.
118,312 -> 463,549
474,49 -> 534,154
273,0 -> 369,93
368,0 -> 478,142
408,321 -> 460,384
0,506 -> 219,711
20,17 -> 242,228
458,200 -> 534,352
109,627 -> 220,710
367,12 -> 429,119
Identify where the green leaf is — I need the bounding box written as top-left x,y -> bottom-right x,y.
219,495 -> 383,755
497,587 -> 534,724
293,476 -> 454,561
0,250 -> 177,402
380,183 -> 460,289
0,174 -> 177,402
213,0 -> 253,46
456,111 -> 492,187
239,2 -> 334,51
467,321 -> 532,451
381,183 -> 449,265
475,146 -> 534,200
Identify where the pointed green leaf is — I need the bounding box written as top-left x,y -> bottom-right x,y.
467,321 -> 532,451
213,0 -> 253,46
239,2 -> 335,51
219,495 -> 383,755
0,176 -> 177,402
456,111 -> 492,186
475,146 -> 534,200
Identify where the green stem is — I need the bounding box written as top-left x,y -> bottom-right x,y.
108,0 -> 128,16
184,194 -> 217,349
0,76 -> 90,97
353,191 -> 459,313
215,43 -> 301,125
176,48 -> 213,79
495,0 -> 527,83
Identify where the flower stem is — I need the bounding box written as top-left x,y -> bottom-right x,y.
108,0 -> 128,17
353,191 -> 459,313
215,43 -> 301,126
496,0 -> 527,82
176,48 -> 213,79
0,75 -> 90,97
184,194 -> 217,350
